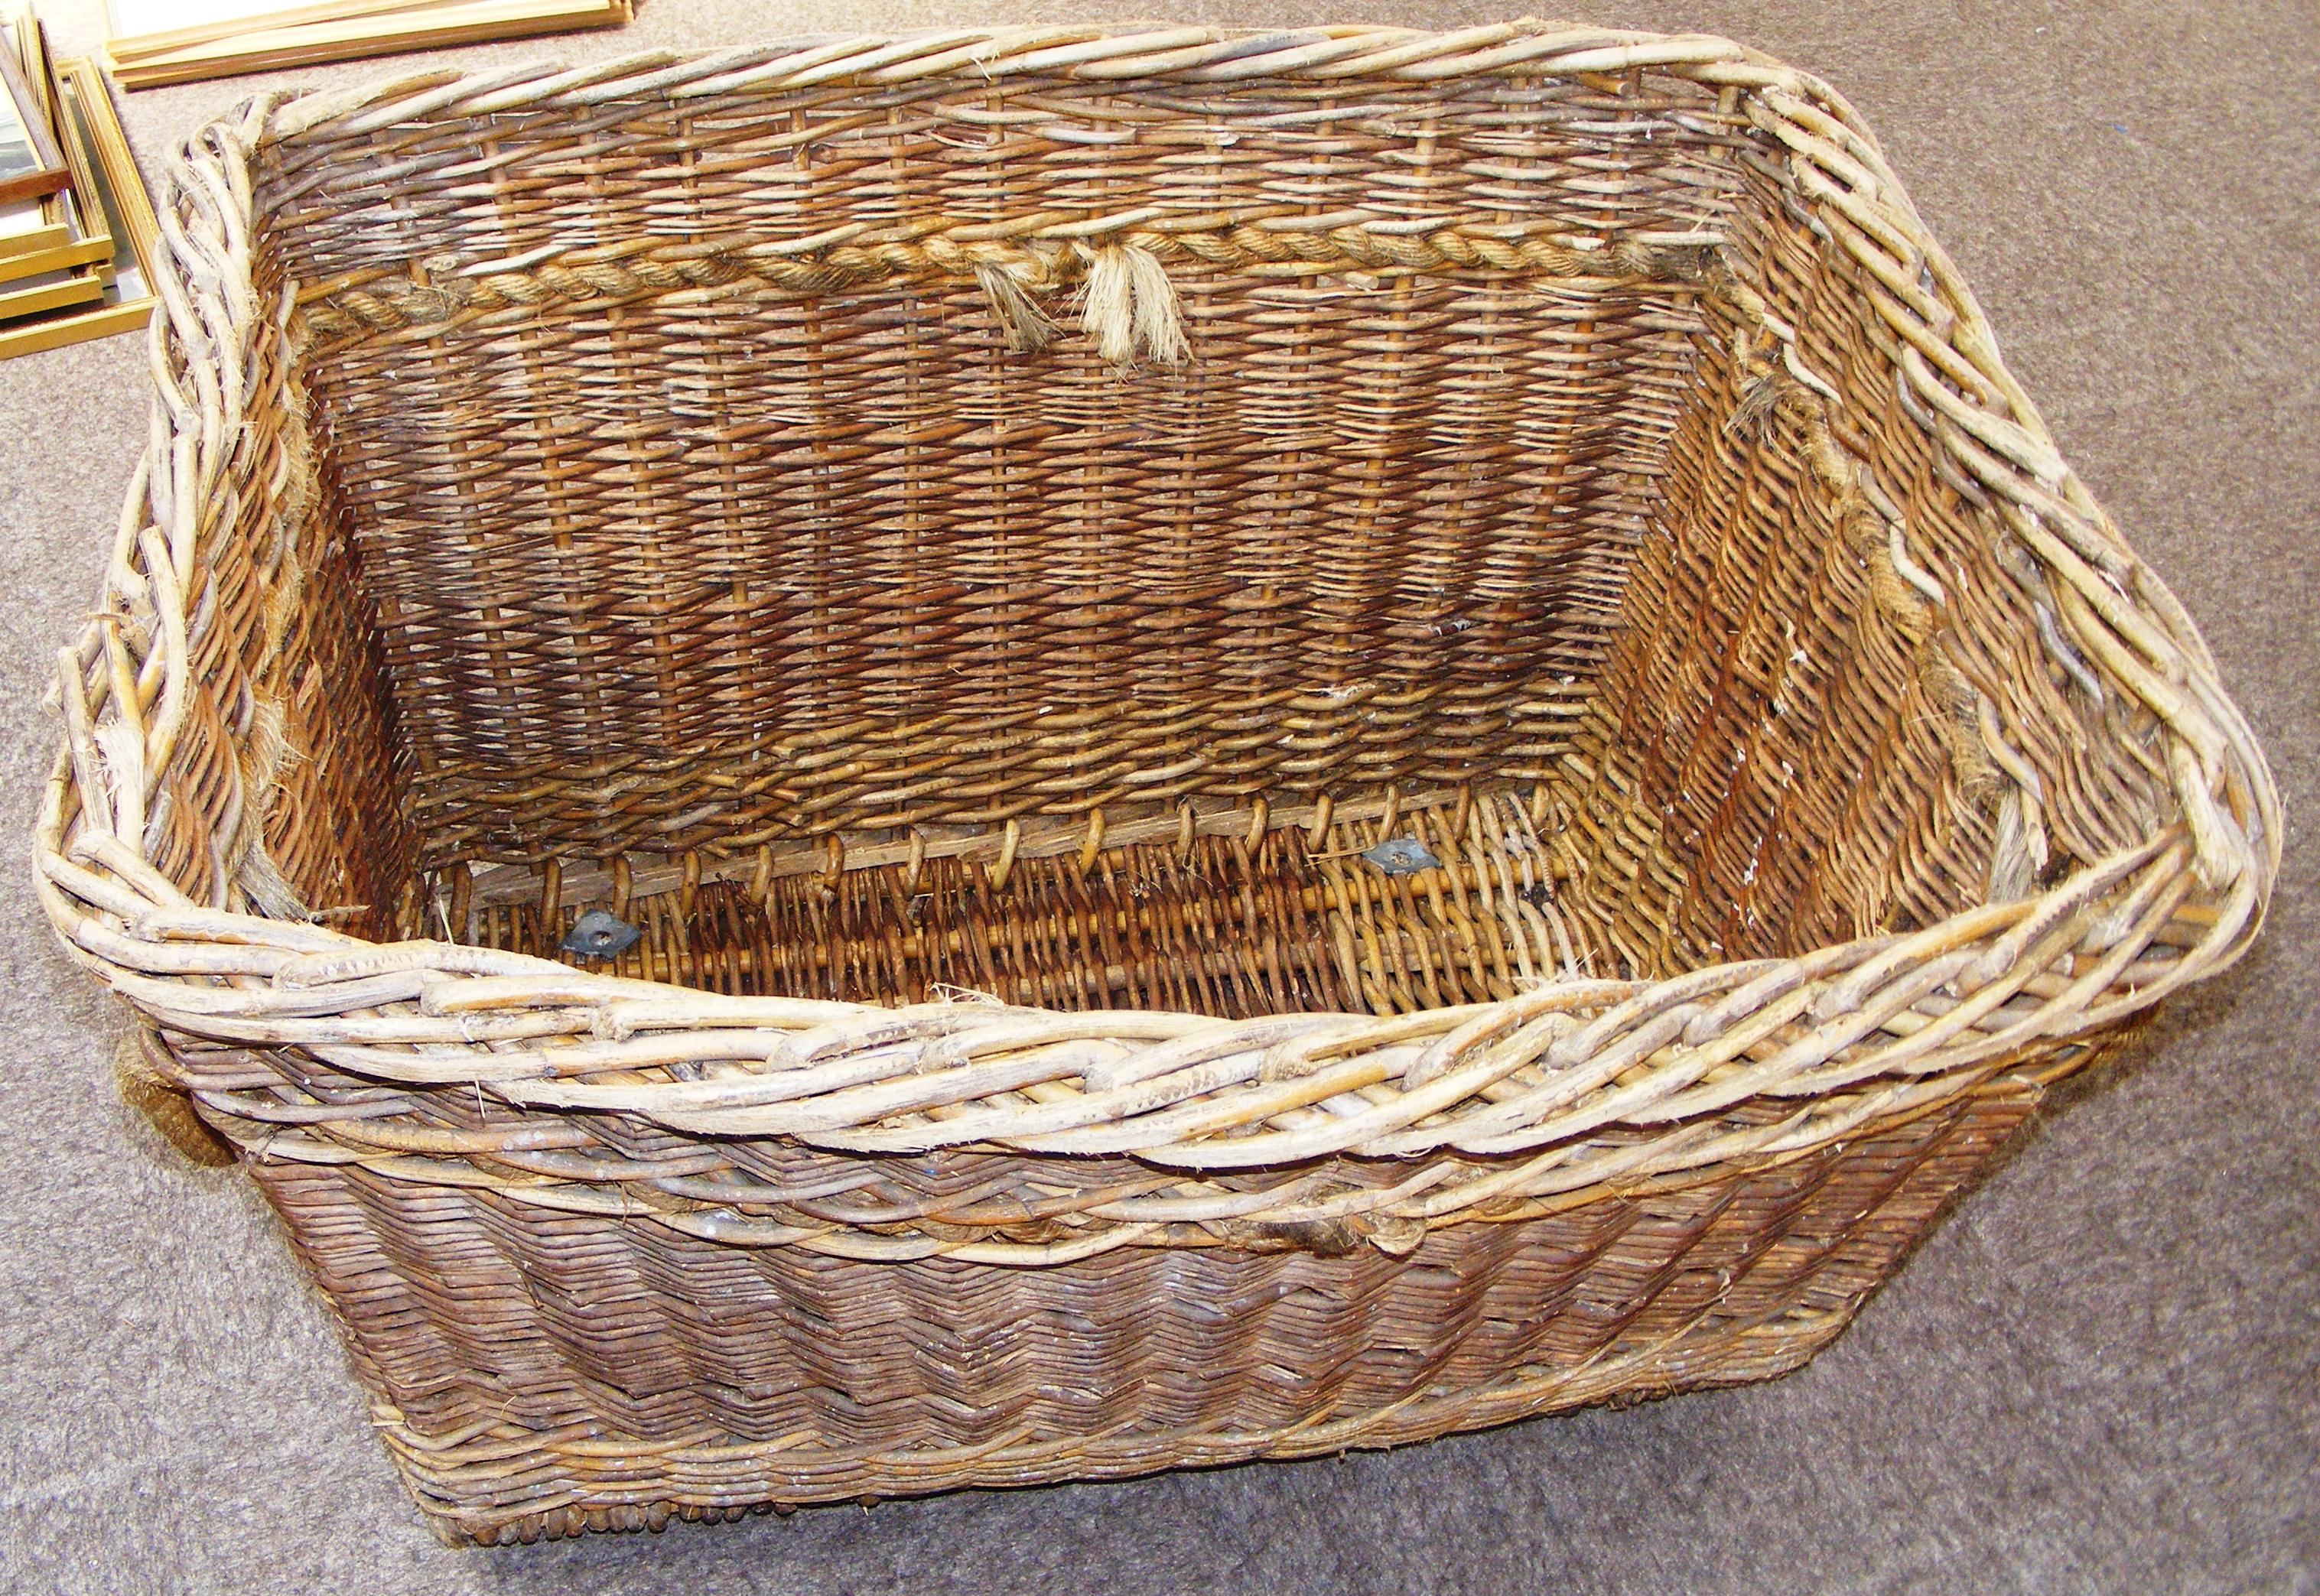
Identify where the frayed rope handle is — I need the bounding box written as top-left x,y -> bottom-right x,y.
976,242 -> 1189,366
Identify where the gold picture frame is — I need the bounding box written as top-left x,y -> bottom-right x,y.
2,11 -> 113,284
0,196 -> 67,265
0,31 -> 65,203
106,0 -> 630,89
0,58 -> 159,359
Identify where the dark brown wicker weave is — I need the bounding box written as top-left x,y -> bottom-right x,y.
37,22 -> 2276,1545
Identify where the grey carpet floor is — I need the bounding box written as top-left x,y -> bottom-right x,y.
2,2 -> 2314,1591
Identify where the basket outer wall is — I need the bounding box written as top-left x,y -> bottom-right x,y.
253,1076 -> 2042,1543
34,24 -> 2278,1542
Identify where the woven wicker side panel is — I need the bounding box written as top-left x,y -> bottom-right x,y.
256,70 -> 1745,868
245,360 -> 416,935
245,1081 -> 2035,1538
122,275 -> 414,931
259,73 -> 1742,304
298,270 -> 1699,868
1550,156 -> 2172,980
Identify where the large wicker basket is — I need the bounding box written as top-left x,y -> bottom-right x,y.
38,22 -> 2276,1545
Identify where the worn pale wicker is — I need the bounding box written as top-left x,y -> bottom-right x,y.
37,22 -> 2276,1545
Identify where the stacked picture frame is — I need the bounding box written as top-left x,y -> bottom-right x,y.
1,11 -> 161,359
103,0 -> 633,88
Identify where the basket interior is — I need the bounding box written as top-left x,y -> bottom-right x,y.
194,60 -> 2148,1019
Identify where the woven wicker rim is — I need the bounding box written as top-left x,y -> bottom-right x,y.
37,25 -> 2278,1238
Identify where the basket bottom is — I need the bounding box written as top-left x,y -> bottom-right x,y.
243,1078 -> 2042,1544
395,1303 -> 1853,1546
432,785 -> 1596,1018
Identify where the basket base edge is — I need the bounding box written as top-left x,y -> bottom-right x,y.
395,1303 -> 1855,1547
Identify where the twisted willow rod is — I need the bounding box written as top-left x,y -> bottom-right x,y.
296,226 -> 1720,346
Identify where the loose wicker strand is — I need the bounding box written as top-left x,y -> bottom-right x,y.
973,262 -> 1058,353
1077,244 -> 1187,366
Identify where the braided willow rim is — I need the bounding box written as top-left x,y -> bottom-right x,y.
36,21 -> 2278,1543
